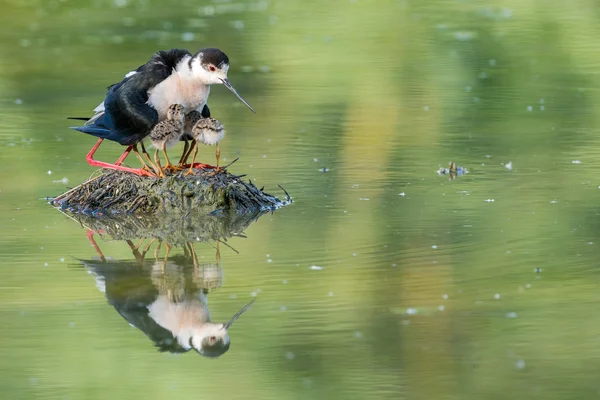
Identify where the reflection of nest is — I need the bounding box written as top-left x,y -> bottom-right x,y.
59,208 -> 267,248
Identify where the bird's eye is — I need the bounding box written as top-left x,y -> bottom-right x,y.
209,65 -> 216,72
208,336 -> 216,344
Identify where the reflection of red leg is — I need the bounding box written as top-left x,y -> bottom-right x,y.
86,229 -> 106,262
85,139 -> 156,177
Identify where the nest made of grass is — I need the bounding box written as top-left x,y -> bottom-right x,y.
50,165 -> 289,217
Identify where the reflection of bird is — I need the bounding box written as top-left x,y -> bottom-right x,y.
69,47 -> 255,177
147,289 -> 255,357
185,117 -> 225,174
149,104 -> 186,176
81,258 -> 255,357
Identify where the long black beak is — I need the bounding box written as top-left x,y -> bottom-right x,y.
224,297 -> 256,329
220,78 -> 256,113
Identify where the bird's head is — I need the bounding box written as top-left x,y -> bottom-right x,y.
189,324 -> 231,358
188,297 -> 256,358
189,48 -> 255,113
166,103 -> 186,125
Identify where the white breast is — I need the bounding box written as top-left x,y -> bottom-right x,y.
147,74 -> 210,120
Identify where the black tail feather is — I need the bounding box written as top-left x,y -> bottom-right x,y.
67,117 -> 90,121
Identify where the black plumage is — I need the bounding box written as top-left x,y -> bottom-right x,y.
70,49 -> 207,145
190,48 -> 229,69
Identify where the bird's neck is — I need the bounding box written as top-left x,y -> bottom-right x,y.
147,61 -> 211,119
175,56 -> 203,83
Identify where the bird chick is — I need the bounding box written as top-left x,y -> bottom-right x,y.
149,104 -> 186,176
185,117 -> 225,175
177,110 -> 204,167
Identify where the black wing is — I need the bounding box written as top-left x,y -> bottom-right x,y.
70,49 -> 192,145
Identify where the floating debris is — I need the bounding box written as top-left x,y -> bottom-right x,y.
309,265 -> 323,271
53,177 -> 69,185
437,162 -> 468,180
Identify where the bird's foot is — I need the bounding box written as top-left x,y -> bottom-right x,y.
185,167 -> 195,176
141,165 -> 159,177
163,163 -> 179,173
183,161 -> 219,176
116,167 -> 157,177
208,165 -> 224,175
171,163 -> 188,171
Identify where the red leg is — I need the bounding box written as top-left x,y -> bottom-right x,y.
85,139 -> 155,177
114,146 -> 132,166
86,229 -> 106,262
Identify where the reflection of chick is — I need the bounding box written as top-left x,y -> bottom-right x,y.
150,260 -> 186,303
193,264 -> 224,291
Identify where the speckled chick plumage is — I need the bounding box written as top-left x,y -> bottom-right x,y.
191,117 -> 225,146
149,104 -> 186,149
184,110 -> 204,134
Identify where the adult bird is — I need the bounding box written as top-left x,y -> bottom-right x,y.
69,47 -> 255,177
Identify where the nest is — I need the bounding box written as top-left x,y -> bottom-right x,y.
49,164 -> 290,217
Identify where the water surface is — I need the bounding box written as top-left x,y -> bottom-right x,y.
2,1 -> 600,399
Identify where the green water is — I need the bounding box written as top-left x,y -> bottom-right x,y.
2,0 -> 600,399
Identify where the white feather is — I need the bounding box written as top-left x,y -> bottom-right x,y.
147,55 -> 227,120
197,129 -> 225,145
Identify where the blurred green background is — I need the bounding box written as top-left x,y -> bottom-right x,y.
2,0 -> 600,399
